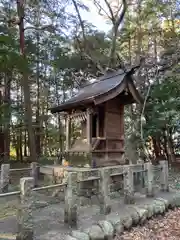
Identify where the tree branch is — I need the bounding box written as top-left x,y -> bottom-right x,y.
93,0 -> 112,20
108,0 -> 127,67
115,0 -> 127,28
72,0 -> 106,75
71,0 -> 87,47
104,0 -> 116,23
24,25 -> 55,32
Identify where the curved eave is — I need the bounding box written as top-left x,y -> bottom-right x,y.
50,98 -> 93,113
93,79 -> 127,105
94,77 -> 143,106
127,76 -> 144,104
50,82 -> 125,114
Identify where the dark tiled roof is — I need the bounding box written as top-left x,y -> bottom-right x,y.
51,68 -> 132,113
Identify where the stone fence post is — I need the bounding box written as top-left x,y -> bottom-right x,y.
159,160 -> 169,191
30,162 -> 39,187
99,168 -> 111,214
16,177 -> 34,240
64,172 -> 78,227
144,162 -> 154,197
0,164 -> 10,193
123,166 -> 134,204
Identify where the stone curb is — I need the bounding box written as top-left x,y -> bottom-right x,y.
65,192 -> 180,240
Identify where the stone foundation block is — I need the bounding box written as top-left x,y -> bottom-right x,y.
115,223 -> 124,235
98,220 -> 114,239
156,197 -> 169,209
124,207 -> 140,225
88,225 -> 105,240
131,206 -> 148,225
106,213 -> 121,227
121,215 -> 133,229
106,212 -> 133,230
65,236 -> 78,240
173,192 -> 180,207
153,199 -> 166,214
152,200 -> 165,215
71,230 -> 89,240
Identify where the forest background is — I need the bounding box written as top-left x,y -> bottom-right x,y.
0,0 -> 180,165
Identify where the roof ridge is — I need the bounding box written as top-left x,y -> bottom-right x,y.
80,69 -> 126,89
99,69 -> 125,81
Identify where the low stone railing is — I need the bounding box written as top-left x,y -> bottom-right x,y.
0,162 -> 39,192
0,177 -> 67,240
0,160 -> 169,240
73,160 -> 169,208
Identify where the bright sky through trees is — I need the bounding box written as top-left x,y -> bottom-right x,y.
67,0 -> 111,31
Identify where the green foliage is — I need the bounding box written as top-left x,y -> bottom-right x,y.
0,0 -> 180,161
144,74 -> 180,139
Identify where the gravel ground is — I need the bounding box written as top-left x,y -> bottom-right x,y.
115,208 -> 180,240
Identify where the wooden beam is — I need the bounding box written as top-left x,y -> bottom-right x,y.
70,111 -> 87,121
120,105 -> 124,140
62,110 -> 97,122
86,108 -> 92,151
96,113 -> 99,137
65,115 -> 71,151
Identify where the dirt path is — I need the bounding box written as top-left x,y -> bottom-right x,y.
0,190 -> 175,240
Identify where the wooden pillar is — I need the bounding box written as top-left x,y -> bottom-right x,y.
120,105 -> 124,139
120,105 -> 125,156
86,108 -> 92,150
65,115 -> 71,151
96,113 -> 99,138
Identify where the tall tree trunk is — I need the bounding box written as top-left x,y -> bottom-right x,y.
167,127 -> 176,163
163,134 -> 168,160
136,1 -> 142,63
24,130 -> 28,156
35,4 -> 41,157
152,137 -> 161,159
35,110 -> 41,157
17,0 -> 37,162
163,127 -> 175,164
3,72 -> 11,162
43,66 -> 49,156
54,71 -> 63,156
0,90 -> 4,163
19,129 -> 23,162
15,135 -> 20,161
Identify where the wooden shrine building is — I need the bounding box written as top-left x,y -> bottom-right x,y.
51,67 -> 143,167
